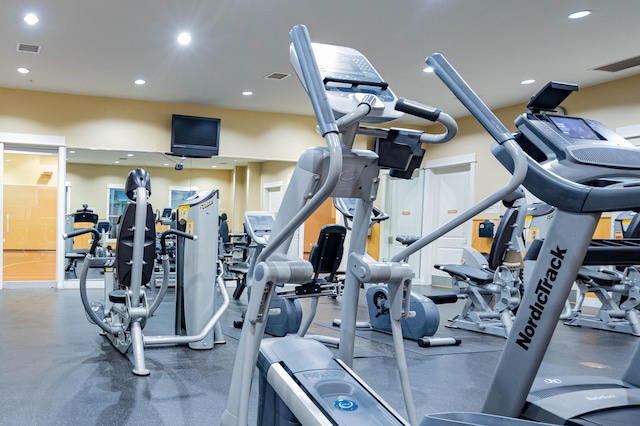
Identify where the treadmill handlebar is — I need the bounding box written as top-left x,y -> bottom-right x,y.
290,25 -> 339,137
159,229 -> 196,255
427,53 -> 514,145
63,227 -> 101,255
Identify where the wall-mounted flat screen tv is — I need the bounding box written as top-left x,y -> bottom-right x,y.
170,114 -> 220,158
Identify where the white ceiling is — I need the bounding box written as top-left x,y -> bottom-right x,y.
4,0 -> 640,169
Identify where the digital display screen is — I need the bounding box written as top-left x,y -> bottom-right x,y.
549,116 -> 601,140
246,215 -> 274,233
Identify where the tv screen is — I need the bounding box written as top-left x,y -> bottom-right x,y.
170,114 -> 220,158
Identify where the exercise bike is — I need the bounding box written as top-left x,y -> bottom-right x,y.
333,197 -> 461,347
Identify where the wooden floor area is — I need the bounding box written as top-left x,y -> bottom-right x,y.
3,250 -> 56,281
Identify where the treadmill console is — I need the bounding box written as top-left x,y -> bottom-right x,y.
290,43 -> 403,123
492,81 -> 640,213
243,211 -> 275,246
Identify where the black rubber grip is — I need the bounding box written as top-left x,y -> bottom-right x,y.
427,293 -> 459,305
160,229 -> 195,255
395,98 -> 441,122
63,228 -> 101,254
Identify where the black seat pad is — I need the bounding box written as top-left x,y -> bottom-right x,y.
435,264 -> 494,285
577,266 -> 621,286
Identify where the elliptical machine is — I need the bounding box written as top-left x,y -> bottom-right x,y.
65,169 -> 229,375
222,26 -> 540,426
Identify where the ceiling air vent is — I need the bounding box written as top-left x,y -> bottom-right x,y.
17,43 -> 41,54
593,55 -> 640,72
264,72 -> 290,80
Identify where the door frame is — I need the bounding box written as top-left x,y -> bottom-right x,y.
422,153 -> 475,286
0,132 -> 66,290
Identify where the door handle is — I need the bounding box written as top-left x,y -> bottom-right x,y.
6,215 -> 8,235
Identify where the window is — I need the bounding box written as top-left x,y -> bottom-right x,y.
107,185 -> 127,238
169,187 -> 198,209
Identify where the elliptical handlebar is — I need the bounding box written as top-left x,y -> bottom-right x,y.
395,98 -> 441,122
254,25 -> 344,265
390,54 -> 528,263
426,53 -> 514,145
290,25 -> 339,137
63,227 -> 101,255
394,98 -> 458,144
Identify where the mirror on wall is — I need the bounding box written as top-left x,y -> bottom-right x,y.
65,148 -> 242,171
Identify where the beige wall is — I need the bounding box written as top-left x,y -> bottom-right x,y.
0,87 -> 323,161
3,72 -> 640,227
424,73 -> 640,215
66,162 -> 233,219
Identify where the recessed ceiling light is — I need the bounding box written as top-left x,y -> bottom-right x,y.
24,13 -> 39,25
177,32 -> 191,45
521,79 -> 536,85
17,67 -> 30,74
134,79 -> 145,85
164,163 -> 170,166
211,165 -> 217,168
127,153 -> 134,157
114,161 -> 120,164
242,91 -> 253,96
423,66 -> 434,73
568,10 -> 591,19
69,150 -> 75,154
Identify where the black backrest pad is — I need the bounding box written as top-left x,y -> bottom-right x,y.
116,202 -> 156,287
488,208 -> 519,270
625,213 -> 640,238
308,224 -> 347,283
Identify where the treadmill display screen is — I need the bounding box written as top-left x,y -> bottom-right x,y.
548,116 -> 601,140
246,215 -> 274,235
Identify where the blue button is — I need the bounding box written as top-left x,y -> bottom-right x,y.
334,399 -> 358,411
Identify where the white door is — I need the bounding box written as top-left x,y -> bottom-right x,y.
423,156 -> 474,286
263,182 -> 301,257
381,171 -> 425,281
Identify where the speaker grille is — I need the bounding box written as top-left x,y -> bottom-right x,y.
569,147 -> 640,169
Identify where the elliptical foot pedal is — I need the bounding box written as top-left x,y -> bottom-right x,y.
86,301 -> 105,324
109,290 -> 127,304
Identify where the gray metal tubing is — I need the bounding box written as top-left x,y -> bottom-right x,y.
335,104 -> 372,132
391,139 -> 526,263
143,272 -> 230,346
78,254 -> 121,336
129,186 -> 148,308
483,211 -> 600,417
257,132 -> 342,264
290,25 -> 338,137
427,53 -> 514,145
391,316 -> 418,426
339,198 -> 375,365
147,255 -> 170,317
356,112 -> 457,144
130,320 -> 149,376
224,32 -> 345,420
296,296 -> 319,337
420,111 -> 458,144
